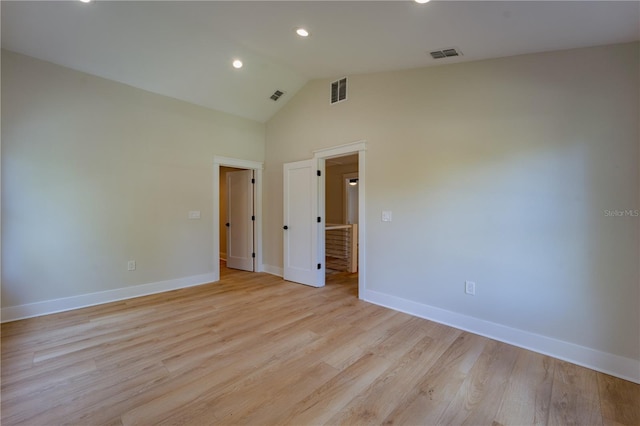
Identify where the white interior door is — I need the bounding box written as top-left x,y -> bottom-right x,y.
226,169 -> 254,271
283,159 -> 324,287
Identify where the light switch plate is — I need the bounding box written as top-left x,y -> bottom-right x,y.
188,211 -> 201,220
382,211 -> 392,222
465,281 -> 476,295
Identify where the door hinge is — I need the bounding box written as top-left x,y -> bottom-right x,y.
251,178 -> 255,184
317,263 -> 322,270
317,170 -> 321,177
252,253 -> 256,258
252,215 -> 255,221
317,217 -> 321,223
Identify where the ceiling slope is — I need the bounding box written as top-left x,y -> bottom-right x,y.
2,1 -> 638,122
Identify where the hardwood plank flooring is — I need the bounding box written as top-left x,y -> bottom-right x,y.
1,265 -> 638,425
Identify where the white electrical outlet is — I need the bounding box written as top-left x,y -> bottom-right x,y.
127,260 -> 136,271
188,211 -> 201,220
465,281 -> 476,295
382,211 -> 393,222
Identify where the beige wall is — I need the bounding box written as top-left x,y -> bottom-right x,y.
265,43 -> 639,362
1,50 -> 265,307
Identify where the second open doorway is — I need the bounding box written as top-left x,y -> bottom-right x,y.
325,154 -> 359,279
212,156 -> 263,282
220,166 -> 255,272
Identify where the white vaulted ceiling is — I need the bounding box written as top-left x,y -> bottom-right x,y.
2,1 -> 639,122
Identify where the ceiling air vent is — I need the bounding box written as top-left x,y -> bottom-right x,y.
270,90 -> 285,101
330,77 -> 347,104
430,47 -> 462,60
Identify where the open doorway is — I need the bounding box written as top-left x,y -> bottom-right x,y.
282,141 -> 365,296
325,154 -> 359,279
212,156 -> 263,282
220,166 -> 254,271
314,141 -> 366,298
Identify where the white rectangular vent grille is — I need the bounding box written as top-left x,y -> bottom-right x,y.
430,48 -> 462,60
330,78 -> 347,104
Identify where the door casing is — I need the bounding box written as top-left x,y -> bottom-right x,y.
213,156 -> 263,281
314,141 -> 366,298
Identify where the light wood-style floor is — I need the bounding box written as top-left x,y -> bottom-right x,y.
2,265 -> 639,425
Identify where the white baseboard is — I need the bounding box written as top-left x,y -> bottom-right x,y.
262,264 -> 283,277
363,289 -> 640,384
1,273 -> 217,323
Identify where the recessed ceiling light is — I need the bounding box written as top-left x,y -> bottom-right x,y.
295,28 -> 310,37
79,0 -> 92,3
415,0 -> 430,3
232,59 -> 243,69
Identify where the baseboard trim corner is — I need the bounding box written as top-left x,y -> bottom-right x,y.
262,264 -> 283,277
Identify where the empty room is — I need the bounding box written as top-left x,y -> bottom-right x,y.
1,1 -> 639,425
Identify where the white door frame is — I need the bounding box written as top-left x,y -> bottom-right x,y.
313,141 -> 366,298
213,156 -> 263,281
